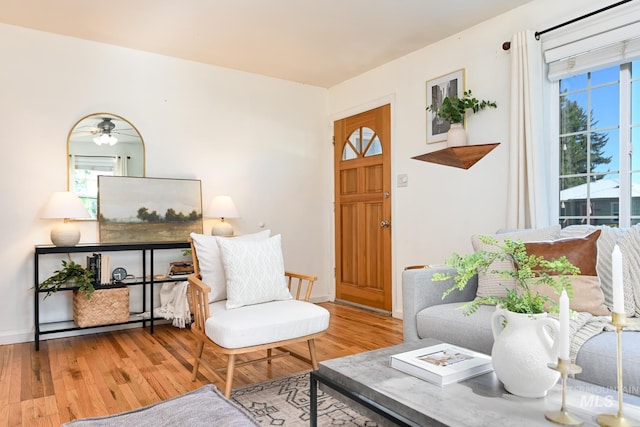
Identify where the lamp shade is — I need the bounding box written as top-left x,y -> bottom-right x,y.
207,196 -> 240,219
41,191 -> 91,246
207,195 -> 239,236
41,191 -> 91,220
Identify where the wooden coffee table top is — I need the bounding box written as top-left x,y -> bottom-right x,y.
317,339 -> 640,426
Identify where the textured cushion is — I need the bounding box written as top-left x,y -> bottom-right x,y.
558,225 -> 624,313
534,276 -> 610,316
61,384 -> 258,426
472,225 -> 561,298
190,230 -> 270,302
217,234 -> 292,309
524,230 -> 601,276
616,224 -> 640,317
206,299 -> 330,348
522,230 -> 608,316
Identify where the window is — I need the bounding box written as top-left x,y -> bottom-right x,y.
70,156 -> 121,219
557,61 -> 640,227
341,127 -> 382,161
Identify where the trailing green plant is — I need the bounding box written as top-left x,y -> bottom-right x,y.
39,255 -> 95,299
427,90 -> 497,124
432,235 -> 579,316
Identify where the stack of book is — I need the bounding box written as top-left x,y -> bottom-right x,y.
390,343 -> 493,386
86,253 -> 112,286
168,261 -> 194,279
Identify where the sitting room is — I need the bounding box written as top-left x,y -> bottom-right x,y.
1,0 -> 640,425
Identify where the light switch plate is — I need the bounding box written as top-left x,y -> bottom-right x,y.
397,174 -> 408,187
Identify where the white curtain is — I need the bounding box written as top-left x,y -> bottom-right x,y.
116,156 -> 128,176
506,30 -> 550,229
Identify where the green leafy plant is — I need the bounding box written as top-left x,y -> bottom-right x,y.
39,256 -> 95,299
432,236 -> 579,316
427,90 -> 497,124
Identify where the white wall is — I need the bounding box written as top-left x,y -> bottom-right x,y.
0,0 -> 615,343
327,0 -> 610,317
0,23 -> 330,344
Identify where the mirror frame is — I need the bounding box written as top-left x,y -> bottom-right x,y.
67,112 -> 146,219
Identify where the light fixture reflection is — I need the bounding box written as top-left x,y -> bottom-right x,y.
93,133 -> 118,145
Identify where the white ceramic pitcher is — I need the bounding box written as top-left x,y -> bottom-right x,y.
491,306 -> 561,398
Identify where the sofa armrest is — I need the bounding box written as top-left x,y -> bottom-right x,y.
402,265 -> 478,342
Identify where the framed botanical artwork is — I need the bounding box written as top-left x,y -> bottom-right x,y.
426,69 -> 465,143
98,176 -> 203,243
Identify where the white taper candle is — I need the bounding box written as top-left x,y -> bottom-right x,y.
559,289 -> 570,360
612,245 -> 625,315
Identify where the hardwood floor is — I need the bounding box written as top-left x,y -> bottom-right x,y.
0,302 -> 403,426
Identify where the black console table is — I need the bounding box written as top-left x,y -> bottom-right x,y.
34,241 -> 190,351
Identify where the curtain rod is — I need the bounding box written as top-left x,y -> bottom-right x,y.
502,0 -> 633,51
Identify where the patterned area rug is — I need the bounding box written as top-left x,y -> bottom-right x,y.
231,372 -> 378,426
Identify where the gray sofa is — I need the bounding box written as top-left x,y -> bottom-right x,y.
402,264 -> 640,396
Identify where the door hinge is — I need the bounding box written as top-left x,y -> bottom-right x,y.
332,135 -> 335,145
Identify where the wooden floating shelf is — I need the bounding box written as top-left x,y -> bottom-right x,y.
412,143 -> 500,170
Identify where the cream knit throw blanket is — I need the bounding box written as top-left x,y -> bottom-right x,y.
557,224 -> 640,362
155,281 -> 192,328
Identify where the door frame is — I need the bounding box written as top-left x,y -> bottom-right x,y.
328,94 -> 399,317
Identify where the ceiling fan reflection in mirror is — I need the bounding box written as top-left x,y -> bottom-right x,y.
93,118 -> 117,145
71,115 -> 139,146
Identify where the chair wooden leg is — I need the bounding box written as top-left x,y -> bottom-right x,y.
224,354 -> 236,398
308,339 -> 318,370
267,348 -> 272,364
191,340 -> 205,381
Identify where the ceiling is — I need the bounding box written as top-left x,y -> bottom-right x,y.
0,0 -> 535,87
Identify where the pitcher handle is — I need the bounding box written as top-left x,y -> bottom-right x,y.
491,307 -> 507,339
538,317 -> 560,360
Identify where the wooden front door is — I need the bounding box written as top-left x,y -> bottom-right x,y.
334,104 -> 391,311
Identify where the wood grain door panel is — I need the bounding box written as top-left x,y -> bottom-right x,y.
334,104 -> 391,311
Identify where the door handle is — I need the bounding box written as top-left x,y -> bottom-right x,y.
380,220 -> 390,228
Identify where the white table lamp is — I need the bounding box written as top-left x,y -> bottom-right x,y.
207,195 -> 240,236
41,191 -> 91,246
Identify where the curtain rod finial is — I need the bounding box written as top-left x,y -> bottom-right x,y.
502,41 -> 511,51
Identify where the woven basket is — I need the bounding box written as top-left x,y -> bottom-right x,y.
73,288 -> 130,328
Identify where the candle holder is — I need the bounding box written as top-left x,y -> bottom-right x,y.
597,312 -> 639,427
545,358 -> 584,426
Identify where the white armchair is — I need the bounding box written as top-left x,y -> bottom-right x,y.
186,232 -> 330,397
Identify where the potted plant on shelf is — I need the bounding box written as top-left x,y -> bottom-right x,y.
433,235 -> 579,398
427,90 -> 497,147
39,256 -> 95,299
39,255 -> 130,328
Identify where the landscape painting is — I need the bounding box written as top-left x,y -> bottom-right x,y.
98,176 -> 203,243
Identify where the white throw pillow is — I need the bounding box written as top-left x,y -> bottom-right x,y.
217,234 -> 292,310
190,229 -> 271,302
472,225 -> 561,298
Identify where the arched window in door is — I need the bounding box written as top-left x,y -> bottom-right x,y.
342,127 -> 382,160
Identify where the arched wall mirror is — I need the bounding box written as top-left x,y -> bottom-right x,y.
68,113 -> 145,219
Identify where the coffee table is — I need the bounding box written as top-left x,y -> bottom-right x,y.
310,339 -> 640,426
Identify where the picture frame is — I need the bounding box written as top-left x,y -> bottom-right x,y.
426,69 -> 465,144
98,176 -> 203,243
